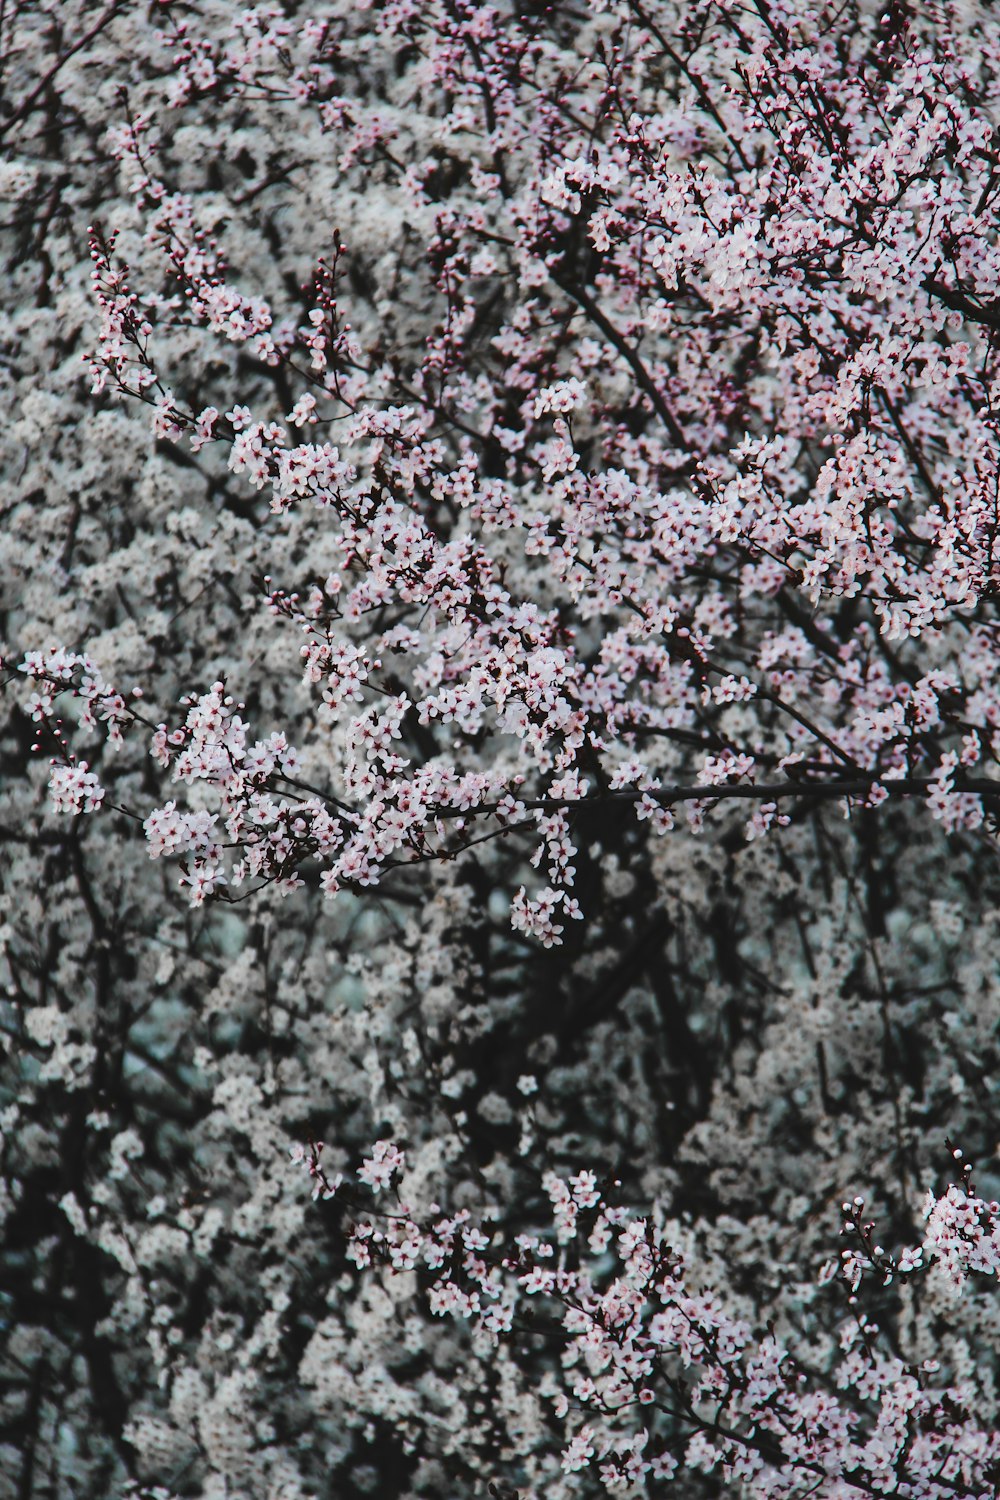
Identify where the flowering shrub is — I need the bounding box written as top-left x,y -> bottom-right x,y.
2,0 -> 1000,1496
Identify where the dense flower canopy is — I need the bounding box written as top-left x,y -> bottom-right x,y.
2,1 -> 1000,1496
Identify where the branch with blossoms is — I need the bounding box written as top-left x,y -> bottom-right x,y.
833,1170 -> 998,1308
18,1 -> 1000,945
65,10 -> 1000,952
11,645 -> 1000,937
290,1139 -> 1000,1498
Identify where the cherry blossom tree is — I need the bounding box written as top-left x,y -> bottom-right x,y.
2,0 -> 1000,1495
